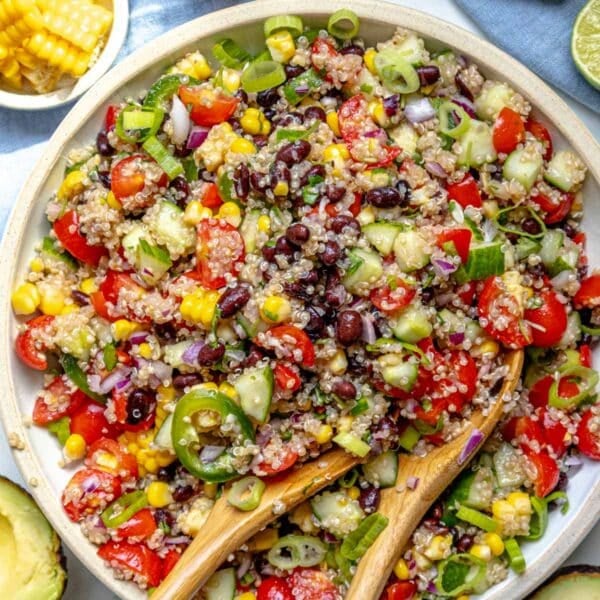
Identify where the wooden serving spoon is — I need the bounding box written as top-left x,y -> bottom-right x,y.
345,349 -> 523,600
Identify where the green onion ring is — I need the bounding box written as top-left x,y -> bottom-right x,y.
327,9 -> 360,40
241,60 -> 286,93
212,38 -> 251,69
264,15 -> 304,38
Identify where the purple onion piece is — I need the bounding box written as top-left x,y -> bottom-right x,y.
186,126 -> 210,149
295,84 -> 309,95
425,161 -> 448,179
200,445 -> 226,464
148,360 -> 172,383
182,340 -> 206,366
451,94 -> 476,118
129,331 -> 149,345
364,128 -> 387,143
433,258 -> 458,277
458,428 -> 484,465
382,94 -> 400,117
449,331 -> 465,345
406,476 -> 420,490
361,314 -> 377,344
404,97 -> 436,124
426,581 -> 439,594
89,366 -> 132,395
164,535 -> 191,545
416,65 -> 440,86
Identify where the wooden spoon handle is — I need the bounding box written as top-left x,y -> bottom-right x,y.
152,448 -> 359,600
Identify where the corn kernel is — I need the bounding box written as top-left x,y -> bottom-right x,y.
393,558 -> 410,580
326,111 -> 341,136
368,99 -> 387,127
146,481 -> 173,508
112,319 -> 141,342
39,286 -> 64,315
492,499 -> 514,521
266,30 -> 295,64
29,257 -> 44,272
327,349 -> 348,375
364,48 -> 377,74
507,492 -> 532,515
257,214 -> 271,233
204,482 -> 219,499
315,424 -> 333,445
229,136 -> 257,155
181,288 -> 218,327
483,533 -> 505,557
171,51 -> 211,80
219,67 -> 241,93
482,199 -> 499,219
60,304 -> 78,315
80,277 -> 97,294
236,593 -> 256,600
184,200 -> 212,225
357,205 -> 376,226
323,143 -> 350,162
218,381 -> 238,401
273,180 -> 289,196
144,457 -> 159,474
157,384 -> 175,404
138,342 -> 153,359
217,201 -> 242,227
469,544 -> 492,562
457,596 -> 470,600
260,295 -> 292,324
247,528 -> 279,552
57,170 -> 85,201
347,486 -> 361,501
337,416 -> 354,433
197,381 -> 219,392
424,534 -> 453,561
64,433 -> 86,460
473,339 -> 500,358
11,282 -> 41,315
240,107 -> 271,135
106,190 -> 122,210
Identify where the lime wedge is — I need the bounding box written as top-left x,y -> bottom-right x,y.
571,0 -> 600,89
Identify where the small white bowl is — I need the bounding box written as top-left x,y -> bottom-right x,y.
0,0 -> 129,110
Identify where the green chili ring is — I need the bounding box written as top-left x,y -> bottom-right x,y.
495,205 -> 547,240
227,476 -> 266,511
267,535 -> 327,570
101,490 -> 148,528
212,38 -> 251,69
374,50 -> 420,94
435,553 -> 487,597
438,101 -> 472,139
143,74 -> 199,109
115,105 -> 164,144
60,354 -> 105,404
241,60 -> 286,93
548,365 -> 599,410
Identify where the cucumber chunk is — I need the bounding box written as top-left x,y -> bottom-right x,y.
362,222 -> 402,256
393,230 -> 430,272
379,355 -> 419,391
343,248 -> 383,293
136,239 -> 172,285
363,450 -> 398,488
240,210 -> 261,254
456,120 -> 497,167
154,413 -> 174,451
503,147 -> 543,191
449,466 -> 495,510
146,200 -> 195,258
493,442 -> 526,488
544,150 -> 584,192
474,82 -> 515,121
539,229 -> 579,277
205,568 -> 236,600
333,432 -> 371,458
121,224 -> 149,264
390,303 -> 432,343
235,365 -> 274,423
311,491 -> 364,537
437,308 -> 484,343
163,340 -> 196,368
41,236 -> 77,269
456,242 -> 505,282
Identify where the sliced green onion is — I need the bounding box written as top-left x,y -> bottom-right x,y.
253,48 -> 272,64
398,424 -> 421,451
47,417 -> 71,446
333,432 -> 371,457
504,538 -> 526,574
525,496 -> 548,541
438,101 -> 471,139
339,468 -> 359,488
414,415 -> 444,435
101,490 -> 148,528
241,60 -> 286,93
264,15 -> 304,38
455,505 -> 498,532
495,205 -> 546,240
142,135 -> 184,180
212,38 -> 251,68
350,396 -> 370,416
340,513 -> 389,560
327,9 -> 360,40
435,553 -> 487,596
227,476 -> 266,511
267,535 -> 327,570
103,343 -> 117,372
60,354 -> 105,404
276,121 -> 319,142
182,157 -> 198,182
116,105 -> 164,144
548,365 -> 599,410
143,74 -> 199,109
375,49 -> 420,94
545,491 -> 570,515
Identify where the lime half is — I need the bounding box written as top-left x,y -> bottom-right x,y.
572,0 -> 600,89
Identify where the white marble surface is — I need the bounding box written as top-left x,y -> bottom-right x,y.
0,1 -> 598,598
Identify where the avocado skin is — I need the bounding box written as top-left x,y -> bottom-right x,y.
528,564 -> 600,599
0,475 -> 67,600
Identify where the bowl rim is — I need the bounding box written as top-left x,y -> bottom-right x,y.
0,0 -> 129,111
1,1 -> 599,598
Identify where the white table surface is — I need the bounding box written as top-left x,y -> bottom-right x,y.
0,1 -> 598,598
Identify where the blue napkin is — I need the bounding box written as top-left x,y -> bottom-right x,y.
455,0 -> 600,114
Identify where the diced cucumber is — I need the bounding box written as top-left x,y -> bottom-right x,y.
234,365 -> 274,423
474,82 -> 515,121
448,466 -> 494,510
393,230 -> 430,272
515,237 -> 541,261
55,326 -> 95,361
154,413 -> 174,451
205,568 -> 236,600
390,303 -> 432,343
342,248 -> 383,293
544,150 -> 584,192
456,120 -> 497,167
363,450 -> 398,488
362,222 -> 402,256
311,491 -> 364,537
548,248 -> 580,277
136,239 -> 172,286
379,356 -> 419,391
163,340 -> 195,368
333,432 -> 371,458
493,442 -> 526,488
41,236 -> 77,269
398,425 -> 420,451
455,242 -> 505,282
146,200 -> 195,258
239,210 -> 261,254
388,122 -> 418,156
394,32 -> 428,65
121,224 -> 149,264
558,311 -> 581,348
503,147 -> 543,191
437,308 -> 483,343
540,229 -> 564,269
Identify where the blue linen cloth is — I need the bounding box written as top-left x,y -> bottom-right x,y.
456,0 -> 600,114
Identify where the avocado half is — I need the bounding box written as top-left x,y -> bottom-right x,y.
0,476 -> 67,600
528,565 -> 600,599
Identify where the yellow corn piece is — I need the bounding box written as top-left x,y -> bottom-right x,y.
120,430 -> 175,477
25,29 -> 90,77
0,52 -> 22,87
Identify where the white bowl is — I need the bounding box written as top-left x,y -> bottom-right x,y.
1,1 -> 599,598
0,0 -> 129,110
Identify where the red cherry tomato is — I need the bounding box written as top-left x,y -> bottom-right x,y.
104,105 -> 119,131
178,86 -> 239,126
97,541 -> 162,588
533,191 -> 574,225
577,408 -> 600,459
478,276 -> 532,348
456,281 -> 477,307
492,107 -> 525,154
310,38 -> 338,72
112,389 -> 156,433
528,375 -> 553,409
198,181 -> 222,209
524,289 -> 568,348
523,448 -> 560,497
446,174 -> 482,209
538,408 -> 569,457
580,344 -> 593,368
325,192 -> 362,218
437,228 -> 472,264
90,290 -> 115,321
264,325 -> 316,368
53,210 -> 108,266
196,219 -> 245,290
117,508 -> 157,539
502,415 -> 546,447
92,270 -> 147,323
70,401 -> 119,445
274,362 -> 302,393
525,118 -> 553,161
32,375 -> 87,425
85,438 -> 138,480
161,549 -> 181,580
574,274 -> 600,309
110,155 -> 168,201
257,445 -> 299,476
370,278 -> 416,313
287,568 -> 338,600
385,580 -> 418,600
62,468 -> 122,522
15,314 -> 55,370
257,576 -> 293,600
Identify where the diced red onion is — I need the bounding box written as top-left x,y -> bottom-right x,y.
88,366 -> 132,395
182,341 -> 206,365
425,161 -> 447,179
404,97 -> 435,124
426,581 -> 439,594
458,428 -> 484,465
364,128 -> 387,143
361,314 -> 377,344
200,445 -> 226,463
449,331 -> 465,345
148,360 -> 172,383
164,535 -> 191,545
407,558 -> 416,571
129,331 -> 149,345
382,95 -> 400,116
416,65 -> 440,86
115,378 -> 132,392
295,84 -> 309,95
433,258 -> 458,277
451,95 -> 476,118
406,476 -> 420,490
186,125 -> 210,149
171,94 -> 191,146
237,555 -> 252,579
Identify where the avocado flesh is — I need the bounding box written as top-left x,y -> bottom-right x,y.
0,476 -> 66,600
530,565 -> 600,599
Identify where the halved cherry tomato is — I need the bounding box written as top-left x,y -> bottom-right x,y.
274,362 -> 302,393
15,314 -> 54,370
196,219 -> 245,290
478,276 -> 532,348
90,290 -> 114,321
161,549 -> 181,580
104,105 -> 119,131
178,86 -> 239,126
325,192 -> 362,218
538,408 -> 569,457
523,448 -> 560,497
502,415 -> 546,448
93,270 -> 146,322
198,181 -> 222,209
456,281 -> 477,307
32,375 -> 87,425
117,508 -> 157,539
62,468 -> 122,522
287,568 -> 338,600
85,438 -> 138,480
437,228 -> 472,264
577,408 -> 600,460
70,401 -> 119,445
97,541 -> 162,588
53,210 -> 108,266
528,375 -> 553,409
370,279 -> 416,313
110,155 -> 168,201
112,389 -> 156,433
524,289 -> 568,348
574,274 -> 600,309
310,38 -> 337,73
525,118 -> 553,161
533,191 -> 574,225
385,580 -> 418,600
446,173 -> 482,209
264,325 -> 316,368
258,445 -> 299,476
492,107 -> 525,154
257,575 -> 293,600
580,344 -> 593,368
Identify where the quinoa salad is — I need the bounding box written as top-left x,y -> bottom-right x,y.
10,9 -> 600,599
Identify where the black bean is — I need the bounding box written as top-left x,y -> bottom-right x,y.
420,287 -> 434,304
285,64 -> 305,79
326,184 -> 346,203
276,111 -> 303,127
417,65 -> 441,86
330,214 -> 360,234
270,162 -> 291,189
285,223 -> 310,247
340,44 -> 365,56
257,87 -> 280,107
253,134 -> 269,149
275,235 -> 295,258
320,240 -> 342,266
422,518 -> 449,535
173,145 -> 193,158
169,176 -> 190,205
172,485 -> 195,503
218,285 -> 251,318
71,290 -> 90,306
126,389 -> 156,425
332,380 -> 356,400
372,416 -> 400,442
233,164 -> 250,200
563,222 -> 577,239
456,534 -> 474,552
235,89 -> 249,104
154,509 -> 174,529
173,373 -> 203,389
243,345 -> 265,368
522,218 -> 542,235
250,171 -> 270,193
154,321 -> 177,342
336,310 -> 362,345
96,131 -> 114,156
304,106 -> 326,123
431,503 -> 443,521
262,244 -> 277,262
299,270 -> 319,285
197,342 -> 226,366
455,71 -> 474,101
395,179 -> 411,205
299,164 -> 326,188
156,462 -> 178,481
366,186 -> 402,208
358,486 -> 381,513
97,170 -> 111,189
305,305 -> 326,335
276,140 -> 312,166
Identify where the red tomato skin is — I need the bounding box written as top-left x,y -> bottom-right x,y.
523,449 -> 560,497
274,363 -> 302,393
528,375 -> 553,409
370,279 -> 416,313
457,282 -> 477,307
15,315 -> 54,370
524,289 -> 568,348
287,568 -> 338,600
97,541 -> 162,588
258,446 -> 299,476
53,210 -> 108,266
117,508 -> 157,539
574,274 -> 600,309
577,409 -> 600,459
538,408 -> 569,457
178,86 -> 239,126
85,438 -> 138,480
199,182 -> 222,209
70,401 -> 119,445
492,107 -> 525,154
386,581 -> 418,600
62,468 -> 122,522
90,290 -> 116,321
580,344 -> 593,368
257,576 -> 293,600
437,228 -> 472,264
32,376 -> 86,425
526,118 -> 553,161
266,325 -> 316,368
534,192 -> 574,225
160,549 -> 181,580
446,174 -> 482,209
104,105 -> 119,131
